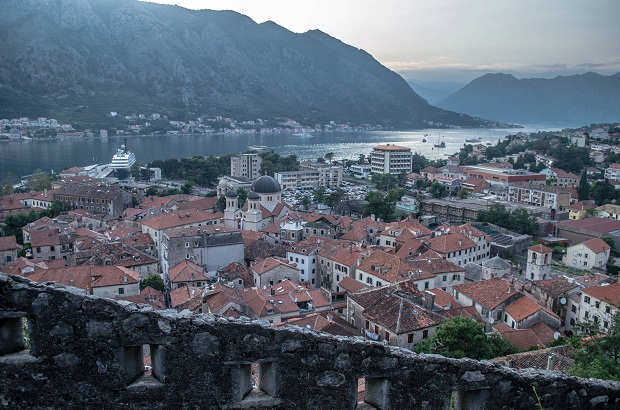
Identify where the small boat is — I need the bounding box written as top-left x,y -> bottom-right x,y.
434,132 -> 445,148
465,137 -> 482,143
293,131 -> 313,138
422,138 -> 427,143
248,135 -> 267,150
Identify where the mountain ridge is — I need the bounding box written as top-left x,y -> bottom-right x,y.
0,0 -> 492,129
436,71 -> 620,126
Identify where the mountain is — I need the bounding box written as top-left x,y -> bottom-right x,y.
436,72 -> 620,126
0,0 -> 490,129
406,79 -> 465,105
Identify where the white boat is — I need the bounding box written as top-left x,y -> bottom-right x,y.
111,139 -> 136,169
293,131 -> 313,138
248,135 -> 267,150
465,137 -> 482,143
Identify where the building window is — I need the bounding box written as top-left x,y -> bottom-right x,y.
118,288 -> 124,295
604,321 -> 609,329
365,320 -> 369,330
584,296 -> 591,304
408,333 -> 414,343
424,282 -> 429,289
595,301 -> 600,309
606,306 -> 611,314
585,311 -> 589,319
442,275 -> 447,282
422,330 -> 429,339
571,305 -> 577,313
366,277 -> 373,285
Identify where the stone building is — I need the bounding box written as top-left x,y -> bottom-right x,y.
0,236 -> 20,267
526,244 -> 552,281
161,224 -> 243,277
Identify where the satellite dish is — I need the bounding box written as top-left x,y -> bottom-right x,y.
553,332 -> 561,340
560,297 -> 567,305
489,318 -> 495,324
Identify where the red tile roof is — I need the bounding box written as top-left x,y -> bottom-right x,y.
350,282 -> 444,334
427,232 -> 476,254
0,235 -> 20,251
582,283 -> 620,308
251,257 -> 298,276
528,244 -> 553,253
358,250 -> 435,283
557,217 -> 620,234
338,277 -> 368,293
140,211 -> 222,230
494,321 -> 557,350
169,260 -> 209,283
581,237 -> 611,254
505,295 -> 559,321
453,279 -> 522,310
170,284 -> 203,311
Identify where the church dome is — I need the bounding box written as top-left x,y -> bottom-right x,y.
252,175 -> 281,194
225,189 -> 237,198
248,192 -> 260,200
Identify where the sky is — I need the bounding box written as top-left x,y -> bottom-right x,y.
146,0 -> 620,84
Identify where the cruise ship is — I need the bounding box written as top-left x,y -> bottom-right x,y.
111,140 -> 136,169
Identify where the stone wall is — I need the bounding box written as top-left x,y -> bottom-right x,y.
1,273 -> 619,409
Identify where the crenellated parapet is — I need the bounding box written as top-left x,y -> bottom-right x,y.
1,273 -> 619,409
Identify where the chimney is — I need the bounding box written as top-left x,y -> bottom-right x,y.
370,214 -> 376,221
423,290 -> 436,311
508,284 -> 515,293
458,240 -> 462,247
546,353 -> 557,370
270,288 -> 275,296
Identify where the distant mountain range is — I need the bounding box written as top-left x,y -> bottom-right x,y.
436,72 -> 620,126
0,0 -> 494,129
406,80 -> 465,105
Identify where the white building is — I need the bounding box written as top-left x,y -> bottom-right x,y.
604,164 -> 620,181
562,238 -> 611,270
370,144 -> 412,175
286,240 -> 320,287
579,283 -> 620,333
350,164 -> 372,179
230,153 -> 262,180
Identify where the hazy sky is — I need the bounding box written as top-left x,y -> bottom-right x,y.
147,0 -> 620,84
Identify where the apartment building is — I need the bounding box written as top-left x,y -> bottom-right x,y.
230,152 -> 262,180
370,144 -> 412,175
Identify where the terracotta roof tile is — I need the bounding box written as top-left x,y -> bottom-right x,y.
581,237 -> 611,254
453,278 -> 521,310
169,260 -> 209,283
583,282 -> 620,308
505,295 -> 560,321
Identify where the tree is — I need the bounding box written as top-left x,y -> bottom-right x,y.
236,188 -> 248,208
216,195 -> 226,212
145,186 -> 158,197
570,313 -> 620,381
313,187 -> 326,204
358,154 -> 366,164
181,182 -> 193,195
324,152 -> 335,164
507,208 -> 538,235
414,317 -> 516,359
577,169 -> 590,201
428,181 -> 446,199
363,191 -> 397,222
457,188 -> 468,199
591,179 -> 617,205
513,156 -> 525,170
411,152 -> 429,173
300,195 -> 311,210
140,274 -> 165,292
26,169 -> 51,192
601,234 -> 615,250
371,173 -> 399,191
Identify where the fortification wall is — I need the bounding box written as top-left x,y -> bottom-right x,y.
1,273 -> 619,409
